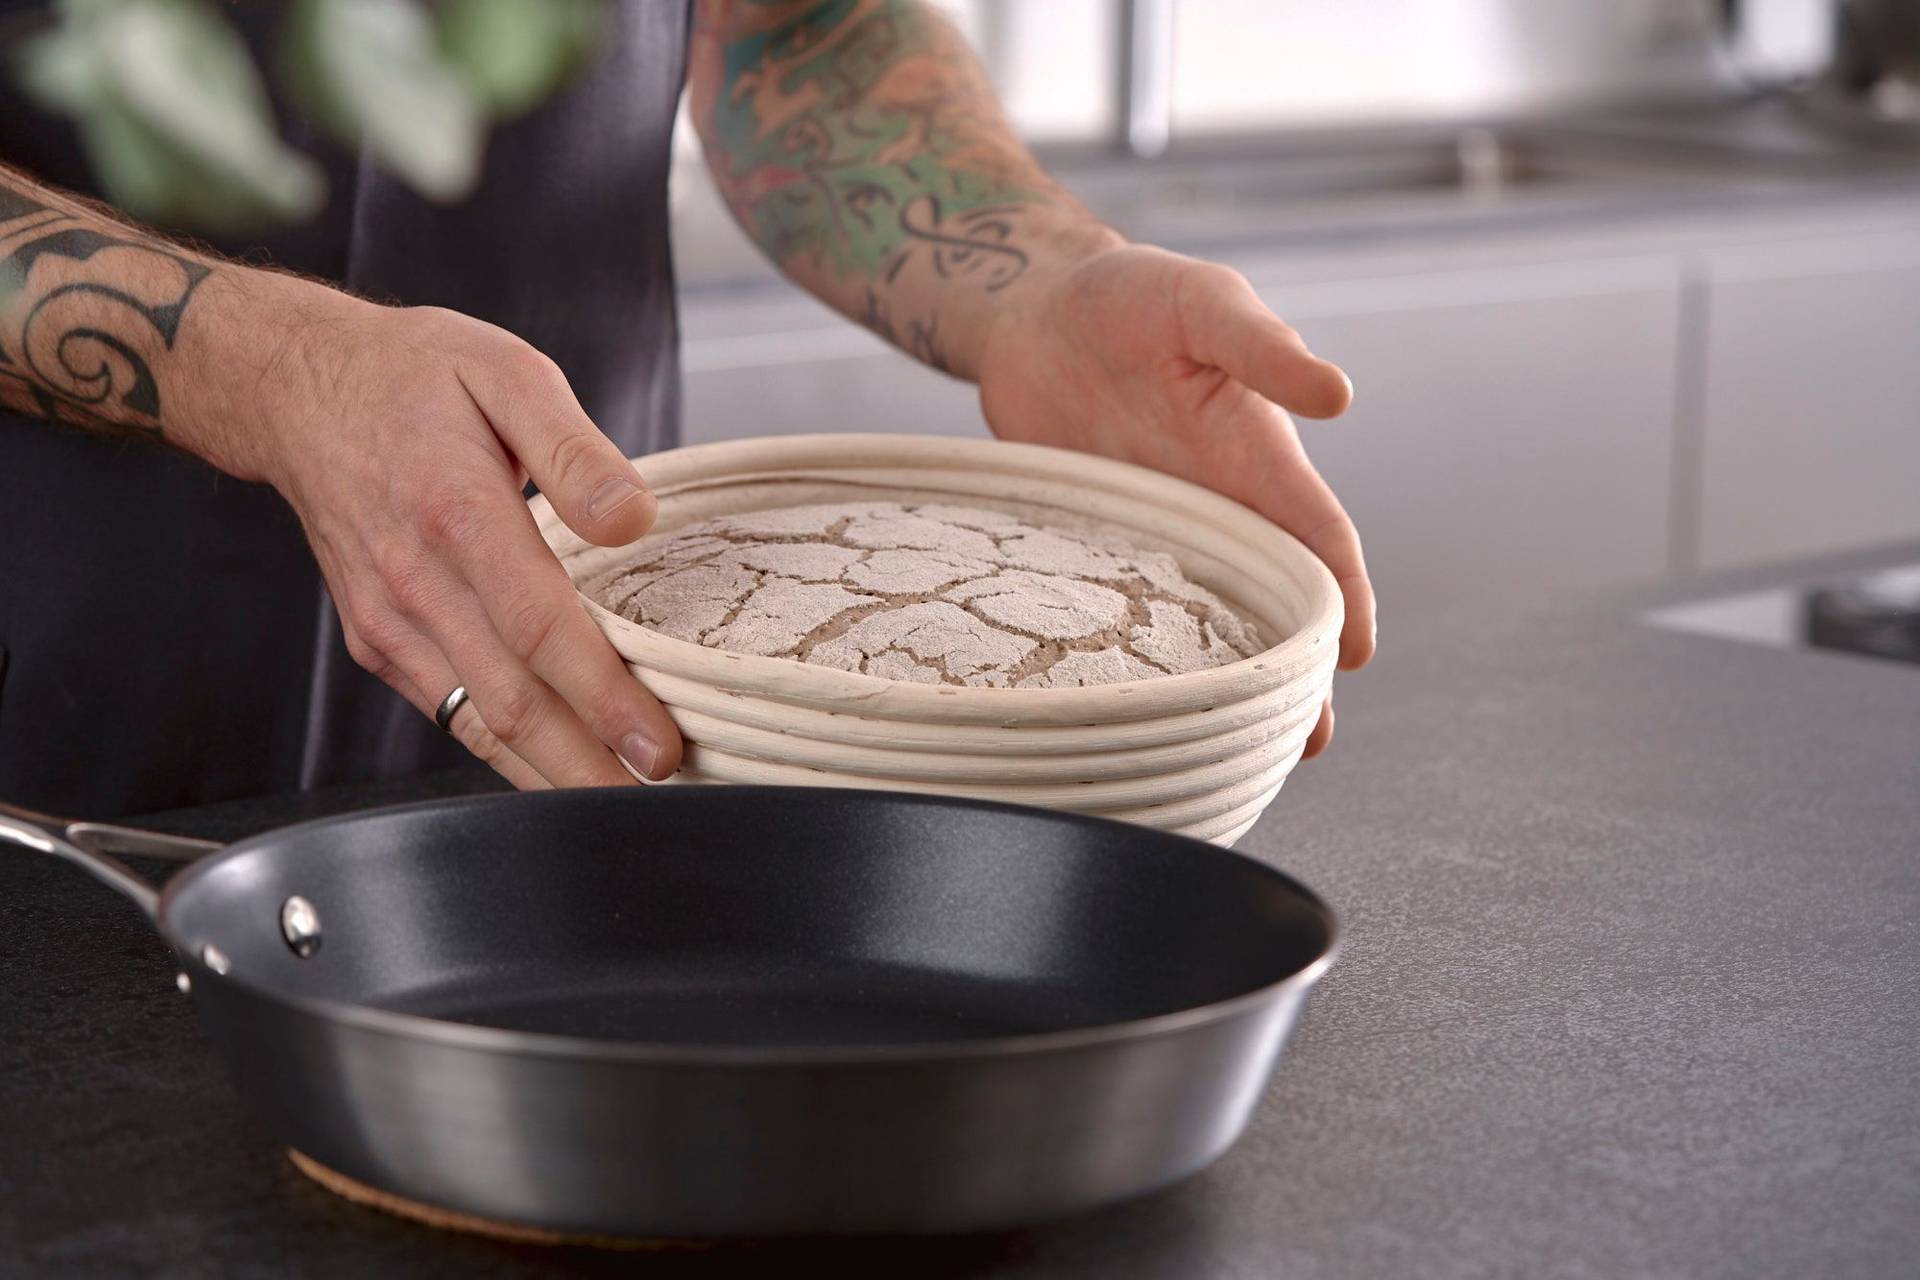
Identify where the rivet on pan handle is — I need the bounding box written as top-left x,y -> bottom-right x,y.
280,896 -> 323,958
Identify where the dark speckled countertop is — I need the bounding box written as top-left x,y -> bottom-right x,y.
3,546 -> 1917,1279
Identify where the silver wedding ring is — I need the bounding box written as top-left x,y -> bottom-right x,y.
434,685 -> 470,735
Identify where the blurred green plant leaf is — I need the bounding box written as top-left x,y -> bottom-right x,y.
281,0 -> 484,202
10,13 -> 103,114
11,0 -> 327,231
435,0 -> 609,118
6,0 -> 611,226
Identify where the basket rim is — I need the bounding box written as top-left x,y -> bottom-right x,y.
533,433 -> 1343,723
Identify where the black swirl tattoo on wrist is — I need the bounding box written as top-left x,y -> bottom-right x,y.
0,185 -> 209,433
897,195 -> 1029,292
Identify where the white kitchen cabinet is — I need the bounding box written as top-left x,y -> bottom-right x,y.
1240,254 -> 1684,616
1694,227 -> 1920,572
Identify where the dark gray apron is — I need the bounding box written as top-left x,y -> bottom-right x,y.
0,1 -> 687,815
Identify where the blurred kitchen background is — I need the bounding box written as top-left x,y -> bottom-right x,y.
671,0 -> 1920,620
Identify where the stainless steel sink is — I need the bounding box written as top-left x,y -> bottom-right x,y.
1044,120 -> 1848,246
1066,128 -> 1688,205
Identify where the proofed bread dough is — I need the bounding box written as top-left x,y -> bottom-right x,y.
586,503 -> 1262,688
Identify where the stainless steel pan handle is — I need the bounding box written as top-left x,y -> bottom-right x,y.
0,801 -> 221,921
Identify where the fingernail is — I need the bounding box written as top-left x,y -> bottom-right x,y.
589,476 -> 644,522
621,732 -> 664,781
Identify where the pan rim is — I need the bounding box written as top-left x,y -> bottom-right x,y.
161,787 -> 1340,1066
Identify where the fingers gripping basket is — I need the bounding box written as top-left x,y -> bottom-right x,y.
531,434 -> 1342,847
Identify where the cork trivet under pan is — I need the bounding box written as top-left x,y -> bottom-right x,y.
288,1149 -> 713,1251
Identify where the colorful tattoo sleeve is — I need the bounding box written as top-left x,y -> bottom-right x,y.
692,0 -> 1110,377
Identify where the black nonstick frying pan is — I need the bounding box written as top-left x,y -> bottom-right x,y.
0,787 -> 1336,1238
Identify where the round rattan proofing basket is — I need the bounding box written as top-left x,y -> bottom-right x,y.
531,434 -> 1342,847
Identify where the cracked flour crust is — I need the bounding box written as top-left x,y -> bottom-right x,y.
586,503 -> 1264,688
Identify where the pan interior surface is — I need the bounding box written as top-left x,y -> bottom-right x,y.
164,788 -> 1334,1051
376,958 -> 1106,1045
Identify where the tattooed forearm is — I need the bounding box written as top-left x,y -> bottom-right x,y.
0,174 -> 212,436
701,0 -> 1041,278
692,0 -> 1119,379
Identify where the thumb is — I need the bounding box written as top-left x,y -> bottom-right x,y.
462,349 -> 658,547
1182,267 -> 1353,420
541,437 -> 659,548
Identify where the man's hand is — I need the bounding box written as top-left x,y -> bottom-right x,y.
978,245 -> 1374,759
230,288 -> 684,789
0,164 -> 680,789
